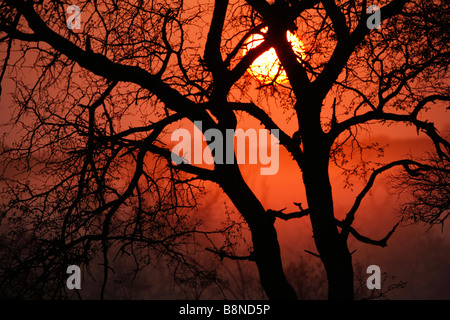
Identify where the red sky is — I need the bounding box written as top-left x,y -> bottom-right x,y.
0,0 -> 449,299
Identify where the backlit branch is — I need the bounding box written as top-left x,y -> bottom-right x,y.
244,0 -> 272,19
337,220 -> 400,248
229,102 -> 303,165
7,0 -> 215,127
313,0 -> 409,99
267,202 -> 310,221
204,0 -> 229,79
342,159 -> 439,232
147,144 -> 218,183
328,94 -> 450,160
205,248 -> 254,261
321,0 -> 350,42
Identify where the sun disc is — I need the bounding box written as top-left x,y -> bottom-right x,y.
243,28 -> 305,84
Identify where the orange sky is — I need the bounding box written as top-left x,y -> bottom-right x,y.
0,0 -> 449,299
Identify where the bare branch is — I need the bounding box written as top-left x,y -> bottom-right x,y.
7,0 -> 214,126
204,0 -> 229,78
304,250 -> 321,258
313,0 -> 409,99
267,202 -> 310,221
329,106 -> 450,160
321,0 -> 350,42
342,159 -> 439,230
228,101 -> 303,164
205,248 -> 254,261
337,220 -> 400,248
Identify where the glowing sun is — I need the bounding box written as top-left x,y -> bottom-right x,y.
243,27 -> 305,84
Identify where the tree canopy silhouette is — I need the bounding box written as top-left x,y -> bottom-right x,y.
0,0 -> 449,300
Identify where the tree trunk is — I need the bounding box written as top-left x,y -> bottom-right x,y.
302,137 -> 354,300
217,165 -> 297,300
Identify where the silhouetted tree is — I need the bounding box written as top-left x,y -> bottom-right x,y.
0,0 -> 448,300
